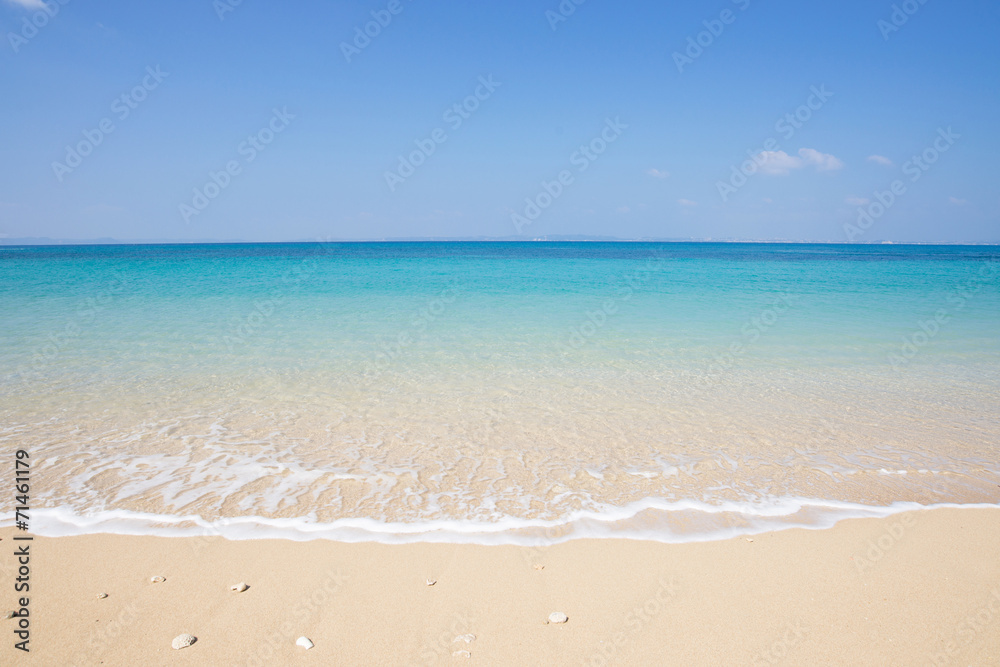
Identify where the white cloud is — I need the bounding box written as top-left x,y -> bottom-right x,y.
756,148 -> 844,175
617,206 -> 631,213
949,197 -> 967,205
678,199 -> 697,207
798,148 -> 844,171
757,151 -> 803,175
867,155 -> 893,166
646,168 -> 670,179
762,198 -> 773,203
6,0 -> 47,9
845,196 -> 870,206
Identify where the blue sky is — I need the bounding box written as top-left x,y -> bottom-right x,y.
1,0 -> 998,242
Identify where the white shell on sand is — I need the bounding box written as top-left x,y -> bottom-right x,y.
745,537 -> 754,542
230,582 -> 248,593
547,612 -> 569,624
452,650 -> 471,658
171,634 -> 197,650
296,636 -> 314,650
533,564 -> 545,571
425,579 -> 437,586
96,593 -> 108,599
453,634 -> 476,643
150,576 -> 166,584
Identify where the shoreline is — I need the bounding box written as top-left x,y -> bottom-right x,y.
10,499 -> 1000,546
4,506 -> 999,665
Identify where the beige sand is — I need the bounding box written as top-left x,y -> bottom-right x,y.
2,507 -> 999,666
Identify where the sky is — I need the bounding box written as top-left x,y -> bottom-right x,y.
1,0 -> 998,243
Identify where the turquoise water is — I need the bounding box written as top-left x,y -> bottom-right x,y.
2,242 -> 999,542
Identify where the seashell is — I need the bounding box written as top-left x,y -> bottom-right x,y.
171,633 -> 196,650
425,579 -> 437,586
96,593 -> 108,599
452,650 -> 471,658
745,537 -> 754,543
296,636 -> 314,650
230,582 -> 248,593
452,634 -> 476,643
533,564 -> 545,571
150,576 -> 166,584
547,612 -> 569,624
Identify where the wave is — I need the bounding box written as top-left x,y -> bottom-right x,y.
5,498 -> 998,546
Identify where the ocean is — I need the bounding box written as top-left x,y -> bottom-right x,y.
2,242 -> 998,543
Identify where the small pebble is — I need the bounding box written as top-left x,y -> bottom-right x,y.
150,576 -> 166,584
547,612 -> 568,624
452,650 -> 471,658
230,582 -> 248,593
533,564 -> 545,571
425,579 -> 437,586
171,634 -> 196,650
296,636 -> 314,650
96,593 -> 108,599
453,634 -> 476,643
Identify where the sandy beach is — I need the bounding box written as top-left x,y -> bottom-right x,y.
3,507 -> 998,666
5,0 -> 999,662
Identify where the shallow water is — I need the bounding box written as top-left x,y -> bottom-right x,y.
2,242 -> 998,542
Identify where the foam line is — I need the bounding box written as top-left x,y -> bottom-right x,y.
3,498 -> 998,546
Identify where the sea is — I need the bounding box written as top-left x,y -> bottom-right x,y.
2,242 -> 998,544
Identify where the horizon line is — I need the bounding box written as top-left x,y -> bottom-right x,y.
2,238 -> 999,248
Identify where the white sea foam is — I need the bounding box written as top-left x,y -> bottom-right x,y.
5,499 -> 998,546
